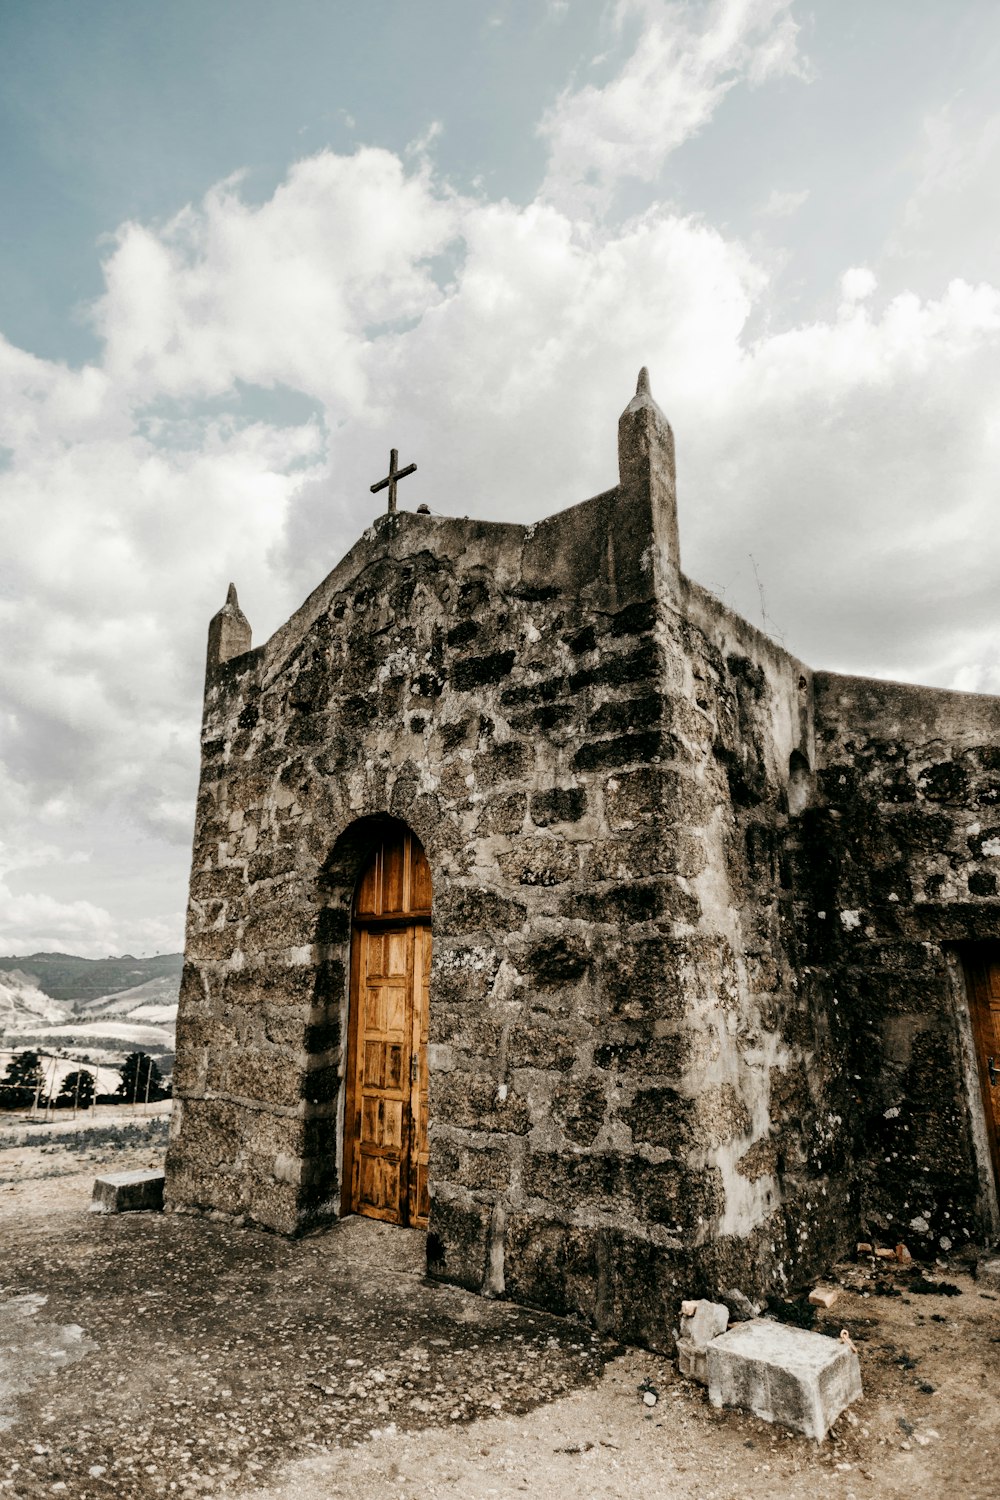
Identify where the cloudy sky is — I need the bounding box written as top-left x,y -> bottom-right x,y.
2,0 -> 1000,959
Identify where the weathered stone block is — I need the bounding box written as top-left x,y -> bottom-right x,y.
588,695 -> 661,735
736,1137 -> 778,1181
522,1150 -> 622,1211
432,1073 -> 532,1134
426,1197 -> 491,1292
530,787 -> 587,827
629,1158 -> 725,1228
225,963 -> 315,1010
473,740 -> 534,785
568,639 -> 659,693
509,702 -> 576,735
91,1170 -> 165,1214
552,1078 -> 607,1145
706,1320 -> 862,1441
594,1228 -> 691,1350
676,1298 -> 729,1383
598,936 -> 685,1020
506,1025 -> 580,1076
977,1257 -> 1000,1290
525,934 -> 590,988
560,879 -> 666,925
452,650 -> 517,691
603,766 -> 678,829
431,945 -> 501,1005
477,791 -> 527,834
594,1031 -> 691,1076
436,886 -> 527,936
624,1085 -> 695,1151
246,1176 -> 302,1236
574,731 -> 663,771
499,839 -> 576,887
500,675 -> 566,709
503,1214 -> 599,1321
218,1050 -> 303,1109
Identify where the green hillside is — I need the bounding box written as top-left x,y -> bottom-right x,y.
0,952 -> 183,1003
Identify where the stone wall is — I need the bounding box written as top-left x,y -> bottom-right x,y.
165,379 -> 799,1348
803,675 -> 1000,1255
166,374 -> 1000,1351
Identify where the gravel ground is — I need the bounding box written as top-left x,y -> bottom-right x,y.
0,1135 -> 998,1500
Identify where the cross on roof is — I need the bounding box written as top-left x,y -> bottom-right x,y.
370,448 -> 417,514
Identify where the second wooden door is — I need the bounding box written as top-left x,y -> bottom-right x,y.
963,947 -> 1000,1200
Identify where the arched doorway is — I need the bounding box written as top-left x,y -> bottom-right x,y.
342,825 -> 431,1227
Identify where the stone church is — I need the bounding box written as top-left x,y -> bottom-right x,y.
165,371 -> 1000,1350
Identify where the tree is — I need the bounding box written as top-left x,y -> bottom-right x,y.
58,1070 -> 96,1110
118,1052 -> 163,1103
1,1050 -> 44,1110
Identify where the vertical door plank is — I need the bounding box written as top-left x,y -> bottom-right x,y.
965,950 -> 1000,1197
408,924 -> 432,1228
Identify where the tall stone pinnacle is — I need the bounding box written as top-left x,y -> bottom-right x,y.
206,581 -> 252,676
617,366 -> 680,575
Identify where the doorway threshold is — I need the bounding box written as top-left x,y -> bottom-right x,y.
325,1213 -> 427,1276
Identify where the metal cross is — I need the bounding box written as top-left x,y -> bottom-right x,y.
370,448 -> 417,514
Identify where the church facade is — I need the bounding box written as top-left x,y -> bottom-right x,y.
165,372 -> 1000,1350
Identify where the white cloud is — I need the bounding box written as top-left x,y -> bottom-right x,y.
92,149 -> 458,409
0,880 -> 178,960
839,266 -> 877,305
887,101 -> 1000,292
539,0 -> 808,212
759,186 -> 809,218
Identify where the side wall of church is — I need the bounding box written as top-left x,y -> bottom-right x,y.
804,675 -> 1000,1254
671,581 -> 864,1292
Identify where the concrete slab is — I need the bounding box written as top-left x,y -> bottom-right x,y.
90,1169 -> 165,1214
706,1318 -> 862,1441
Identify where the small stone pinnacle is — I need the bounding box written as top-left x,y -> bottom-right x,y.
226,582 -> 239,608
636,366 -> 651,396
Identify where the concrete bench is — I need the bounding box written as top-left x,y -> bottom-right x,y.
90,1170 -> 165,1214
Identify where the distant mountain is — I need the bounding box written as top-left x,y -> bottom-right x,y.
0,954 -> 182,1079
0,969 -> 72,1032
75,972 -> 181,1022
0,951 -> 183,1004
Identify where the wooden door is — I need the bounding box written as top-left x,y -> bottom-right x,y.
343,828 -> 431,1227
963,948 -> 1000,1196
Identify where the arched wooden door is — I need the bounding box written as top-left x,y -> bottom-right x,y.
342,827 -> 431,1228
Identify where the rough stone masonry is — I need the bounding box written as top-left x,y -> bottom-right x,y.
165,369 -> 1000,1351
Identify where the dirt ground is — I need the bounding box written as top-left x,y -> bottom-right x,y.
0,1129 -> 997,1500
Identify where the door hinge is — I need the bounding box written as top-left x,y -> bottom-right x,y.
989,1055 -> 998,1087
410,1054 -> 418,1085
